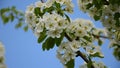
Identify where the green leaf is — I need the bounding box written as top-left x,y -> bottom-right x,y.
65,59 -> 74,68
93,15 -> 100,21
15,22 -> 22,28
86,3 -> 93,9
87,61 -> 93,68
90,52 -> 104,58
113,47 -> 120,61
83,36 -> 92,42
34,7 -> 43,17
42,37 -> 55,51
98,39 -> 103,46
10,13 -> 14,22
114,12 -> 120,20
54,2 -> 61,9
65,14 -> 70,22
38,30 -> 47,43
3,17 -> 9,24
23,25 -> 28,32
55,33 -> 64,47
44,6 -> 54,13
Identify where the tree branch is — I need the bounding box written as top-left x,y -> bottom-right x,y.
92,34 -> 114,39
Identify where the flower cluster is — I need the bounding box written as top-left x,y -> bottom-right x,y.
66,18 -> 94,39
77,0 -> 120,30
25,0 -> 74,38
25,0 -> 106,68
57,40 -> 81,64
0,42 -> 6,68
80,61 -> 107,68
56,18 -> 104,65
35,12 -> 69,38
78,0 -> 120,61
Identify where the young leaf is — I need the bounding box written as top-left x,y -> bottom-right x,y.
93,15 -> 100,21
55,33 -> 64,47
98,39 -> 103,46
54,2 -> 61,9
23,25 -> 28,32
10,13 -> 14,22
38,30 -> 47,43
65,14 -> 70,22
90,52 -> 104,58
87,61 -> 93,68
15,22 -> 22,28
3,17 -> 9,24
83,36 -> 92,42
42,37 -> 55,51
65,59 -> 74,68
86,3 -> 93,9
34,7 -> 44,17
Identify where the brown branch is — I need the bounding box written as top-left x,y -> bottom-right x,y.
76,51 -> 89,63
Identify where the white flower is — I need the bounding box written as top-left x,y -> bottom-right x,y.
75,27 -> 86,37
26,4 -> 34,13
47,28 -> 63,38
35,18 -> 45,33
35,1 -> 45,7
86,45 -> 104,57
69,40 -> 81,52
64,50 -> 76,60
57,42 -> 69,53
64,0 -> 74,13
25,12 -> 37,29
57,42 -> 76,64
57,19 -> 69,29
45,20 -> 57,30
56,0 -> 65,4
45,0 -> 55,8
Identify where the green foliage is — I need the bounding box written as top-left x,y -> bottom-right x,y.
34,7 -> 44,17
113,46 -> 120,61
90,52 -> 104,58
86,3 -> 93,9
42,37 -> 55,51
0,6 -> 28,31
114,12 -> 120,27
87,61 -> 93,68
38,30 -> 47,43
23,25 -> 28,32
15,21 -> 22,28
93,15 -> 100,21
83,36 -> 92,42
109,0 -> 120,5
65,59 -> 74,68
65,14 -> 71,22
98,39 -> 103,46
55,33 -> 64,47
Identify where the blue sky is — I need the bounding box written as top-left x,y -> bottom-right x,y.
0,0 -> 120,68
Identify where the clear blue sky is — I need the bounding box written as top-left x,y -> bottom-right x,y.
0,0 -> 120,68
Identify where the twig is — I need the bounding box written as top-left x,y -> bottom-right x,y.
92,34 -> 114,39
